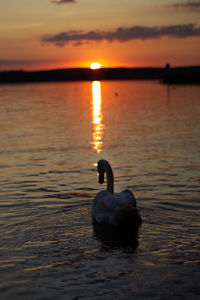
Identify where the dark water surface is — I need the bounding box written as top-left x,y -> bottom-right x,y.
0,81 -> 199,299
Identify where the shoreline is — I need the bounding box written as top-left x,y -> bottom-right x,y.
0,66 -> 200,84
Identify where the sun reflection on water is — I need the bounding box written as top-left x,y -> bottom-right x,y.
91,81 -> 104,154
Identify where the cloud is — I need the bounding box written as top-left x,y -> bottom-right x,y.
0,59 -> 49,67
163,1 -> 200,10
52,0 -> 76,4
0,60 -> 33,66
41,24 -> 200,46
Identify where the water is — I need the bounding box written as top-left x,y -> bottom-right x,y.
0,80 -> 199,299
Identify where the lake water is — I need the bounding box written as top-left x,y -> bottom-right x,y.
0,80 -> 199,299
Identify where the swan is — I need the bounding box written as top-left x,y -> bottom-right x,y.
92,159 -> 142,228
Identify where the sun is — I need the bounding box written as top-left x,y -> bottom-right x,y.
90,62 -> 101,70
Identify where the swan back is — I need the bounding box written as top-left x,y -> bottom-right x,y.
93,189 -> 140,227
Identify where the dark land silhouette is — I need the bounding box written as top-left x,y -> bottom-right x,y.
0,66 -> 200,84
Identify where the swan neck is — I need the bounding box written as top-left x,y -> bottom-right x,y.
107,172 -> 114,194
98,159 -> 114,194
104,163 -> 114,194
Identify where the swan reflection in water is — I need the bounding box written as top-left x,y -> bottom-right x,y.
93,221 -> 139,250
91,81 -> 104,154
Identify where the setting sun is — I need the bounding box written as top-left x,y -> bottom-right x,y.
90,62 -> 101,70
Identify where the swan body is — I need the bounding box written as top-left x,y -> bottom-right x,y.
92,160 -> 142,227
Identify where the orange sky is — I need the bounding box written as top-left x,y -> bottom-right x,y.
0,0 -> 200,70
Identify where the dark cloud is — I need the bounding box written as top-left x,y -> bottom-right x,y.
41,24 -> 200,46
52,0 -> 76,4
163,1 -> 200,9
0,60 -> 35,66
0,59 -> 53,69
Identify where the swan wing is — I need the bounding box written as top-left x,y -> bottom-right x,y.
117,190 -> 136,207
92,190 -> 137,225
93,191 -> 123,224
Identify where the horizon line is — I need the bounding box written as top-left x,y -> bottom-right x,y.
1,64 -> 200,73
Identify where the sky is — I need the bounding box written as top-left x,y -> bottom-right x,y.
0,0 -> 200,70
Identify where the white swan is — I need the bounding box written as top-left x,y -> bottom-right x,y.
92,159 -> 142,227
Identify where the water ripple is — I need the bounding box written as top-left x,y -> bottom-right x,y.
0,81 -> 200,299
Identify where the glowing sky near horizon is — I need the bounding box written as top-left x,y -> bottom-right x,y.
0,0 -> 200,70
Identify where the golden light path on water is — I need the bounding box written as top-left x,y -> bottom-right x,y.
91,81 -> 104,153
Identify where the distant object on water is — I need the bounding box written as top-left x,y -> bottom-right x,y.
92,159 -> 142,228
